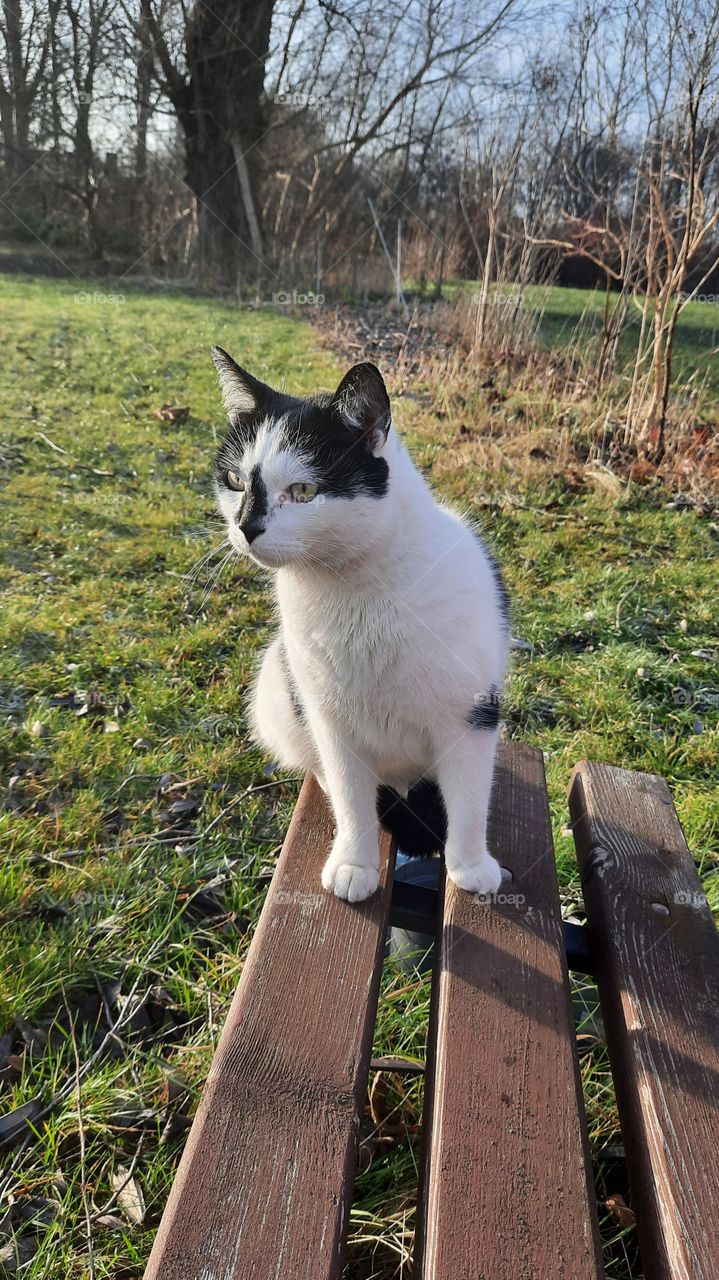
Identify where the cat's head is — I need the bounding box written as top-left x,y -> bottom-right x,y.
212,347 -> 393,569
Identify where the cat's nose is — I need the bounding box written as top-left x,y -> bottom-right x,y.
239,518 -> 265,544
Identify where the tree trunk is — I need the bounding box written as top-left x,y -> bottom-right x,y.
175,0 -> 275,288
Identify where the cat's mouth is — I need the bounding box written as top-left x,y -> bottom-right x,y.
244,543 -> 289,568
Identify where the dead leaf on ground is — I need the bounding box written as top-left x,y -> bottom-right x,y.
0,1099 -> 43,1148
627,458 -> 658,484
15,1198 -> 59,1228
0,1235 -> 39,1273
112,1166 -> 146,1226
96,1213 -> 127,1231
153,404 -> 190,423
605,1193 -> 636,1228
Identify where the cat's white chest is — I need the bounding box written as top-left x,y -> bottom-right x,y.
278,576 -> 428,770
289,587 -> 404,690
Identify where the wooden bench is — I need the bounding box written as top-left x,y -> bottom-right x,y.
144,742 -> 719,1280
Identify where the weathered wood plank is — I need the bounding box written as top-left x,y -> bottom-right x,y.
416,741 -> 603,1280
569,761 -> 719,1280
144,775 -> 395,1280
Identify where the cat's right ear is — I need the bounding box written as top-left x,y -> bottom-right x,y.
211,347 -> 267,419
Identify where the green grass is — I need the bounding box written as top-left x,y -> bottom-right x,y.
0,274 -> 717,1278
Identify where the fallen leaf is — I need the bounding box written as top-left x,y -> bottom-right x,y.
16,1197 -> 59,1228
96,1213 -> 127,1231
153,404 -> 189,423
0,1236 -> 39,1273
605,1193 -> 635,1228
627,458 -> 657,484
0,1099 -> 43,1148
112,1166 -> 146,1225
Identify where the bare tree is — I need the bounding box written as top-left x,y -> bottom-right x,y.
54,0 -> 121,257
0,0 -> 59,173
526,0 -> 719,454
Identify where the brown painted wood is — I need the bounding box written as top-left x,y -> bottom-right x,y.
144,775 -> 395,1280
569,762 -> 719,1280
416,741 -> 603,1280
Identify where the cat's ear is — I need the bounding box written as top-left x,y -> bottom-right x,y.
211,346 -> 268,419
331,362 -> 391,451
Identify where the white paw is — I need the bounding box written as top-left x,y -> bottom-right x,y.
448,855 -> 504,898
321,855 -> 379,902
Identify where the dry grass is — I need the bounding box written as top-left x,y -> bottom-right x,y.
312,286 -> 719,506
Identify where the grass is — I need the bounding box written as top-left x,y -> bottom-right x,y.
421,277 -> 719,399
0,274 -> 717,1278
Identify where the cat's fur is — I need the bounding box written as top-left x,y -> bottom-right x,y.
212,348 -> 510,903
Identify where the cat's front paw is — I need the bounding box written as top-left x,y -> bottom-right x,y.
447,854 -> 503,898
321,839 -> 379,903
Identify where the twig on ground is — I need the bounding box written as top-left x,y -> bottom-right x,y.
63,987 -> 96,1279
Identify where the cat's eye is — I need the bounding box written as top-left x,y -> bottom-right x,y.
290,482 -> 318,503
226,470 -> 245,492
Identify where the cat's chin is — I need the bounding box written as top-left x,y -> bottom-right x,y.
245,547 -> 286,568
245,545 -> 305,569
247,545 -> 335,571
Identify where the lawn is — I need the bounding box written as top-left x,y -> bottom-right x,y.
0,275 -> 717,1278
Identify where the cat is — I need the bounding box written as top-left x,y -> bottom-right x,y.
211,347 -> 510,903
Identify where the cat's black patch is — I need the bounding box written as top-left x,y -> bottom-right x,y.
237,464 -> 268,529
467,685 -> 501,730
488,551 -> 511,632
215,389 -> 389,501
281,400 -> 389,499
377,779 -> 447,856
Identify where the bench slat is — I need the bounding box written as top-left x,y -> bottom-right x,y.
569,762 -> 719,1280
416,742 -> 603,1280
144,776 -> 395,1280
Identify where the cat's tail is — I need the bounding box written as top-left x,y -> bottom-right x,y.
376,779 -> 447,857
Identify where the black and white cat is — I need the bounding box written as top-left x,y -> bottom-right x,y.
212,348 -> 510,903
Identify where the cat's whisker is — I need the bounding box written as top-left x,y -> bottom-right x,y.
192,546 -> 237,613
183,538 -> 232,588
195,564 -> 232,614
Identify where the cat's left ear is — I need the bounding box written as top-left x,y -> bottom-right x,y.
211,346 -> 270,420
331,362 -> 391,452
